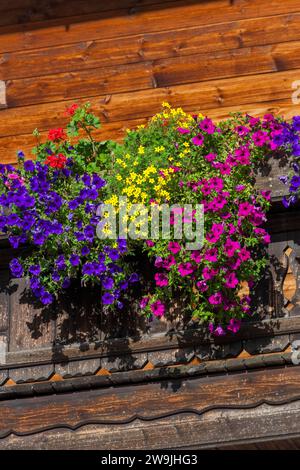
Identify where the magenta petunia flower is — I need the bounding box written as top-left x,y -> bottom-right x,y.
199,117 -> 215,134
177,127 -> 190,134
235,125 -> 250,136
238,202 -> 253,217
162,255 -> 176,270
227,318 -> 241,334
202,267 -> 218,280
168,241 -> 181,254
178,262 -> 194,277
224,239 -> 240,257
208,292 -> 223,305
239,247 -> 251,262
261,190 -> 271,201
196,280 -> 208,292
204,248 -> 218,262
248,115 -> 260,127
191,134 -> 204,146
154,272 -> 169,287
190,251 -> 202,263
214,325 -> 226,336
224,272 -> 239,288
252,130 -> 269,147
150,300 -> 165,317
140,297 -> 149,309
204,152 -> 216,162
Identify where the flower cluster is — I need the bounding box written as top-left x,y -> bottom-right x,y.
104,105 -> 282,334
0,104 -> 137,307
0,103 -> 297,335
274,116 -> 300,207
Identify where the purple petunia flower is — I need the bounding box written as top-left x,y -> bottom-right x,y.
9,258 -> 23,278
102,292 -> 115,305
70,254 -> 80,266
129,273 -> 139,283
29,264 -> 41,276
40,291 -> 54,305
102,277 -> 114,290
24,160 -> 35,172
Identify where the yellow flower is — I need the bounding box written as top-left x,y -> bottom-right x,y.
116,174 -> 122,181
162,102 -> 171,108
138,145 -> 145,155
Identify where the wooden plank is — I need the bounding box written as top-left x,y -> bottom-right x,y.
0,68 -> 299,139
6,61 -> 155,107
0,0 -> 178,27
0,0 -> 299,54
1,315 -> 299,368
9,38 -> 300,107
1,366 -> 300,439
2,12 -> 300,81
8,277 -> 55,352
0,271 -> 9,333
2,401 -> 300,449
0,81 -> 6,108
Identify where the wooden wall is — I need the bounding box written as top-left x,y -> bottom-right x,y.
1,0 -> 300,165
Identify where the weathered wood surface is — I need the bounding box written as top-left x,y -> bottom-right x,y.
1,366 -> 300,449
0,0 -> 300,164
3,403 -> 300,449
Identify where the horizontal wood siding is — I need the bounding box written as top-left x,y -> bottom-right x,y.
0,0 -> 300,163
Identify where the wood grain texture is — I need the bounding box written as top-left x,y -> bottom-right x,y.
1,12 -> 300,81
8,277 -> 55,352
0,1 -> 178,28
1,68 -> 299,139
7,40 -> 300,108
0,366 -> 300,440
0,0 -> 300,54
2,402 -> 300,449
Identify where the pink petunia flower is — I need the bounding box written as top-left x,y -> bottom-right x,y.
204,248 -> 218,262
154,273 -> 169,287
162,255 -> 176,270
224,239 -> 240,257
177,127 -> 190,134
208,292 -> 223,305
238,202 -> 253,217
190,251 -> 202,263
202,267 -> 219,280
252,130 -> 269,146
199,117 -> 215,134
227,318 -> 241,334
140,297 -> 149,309
224,272 -> 239,288
150,300 -> 165,317
178,262 -> 194,277
191,134 -> 204,146
196,280 -> 208,292
168,241 -> 181,254
204,152 -> 216,162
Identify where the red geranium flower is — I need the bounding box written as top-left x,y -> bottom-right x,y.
48,128 -> 66,141
65,104 -> 79,117
45,153 -> 67,169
